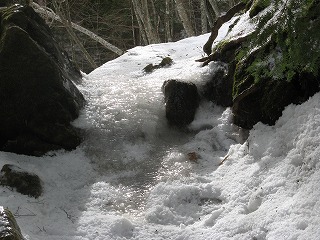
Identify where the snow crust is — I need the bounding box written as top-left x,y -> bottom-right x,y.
1,13 -> 320,240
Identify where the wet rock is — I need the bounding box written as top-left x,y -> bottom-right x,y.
232,44 -> 320,129
201,0 -> 320,129
0,5 -> 85,156
0,164 -> 42,198
162,79 -> 199,126
201,63 -> 234,107
0,206 -> 24,240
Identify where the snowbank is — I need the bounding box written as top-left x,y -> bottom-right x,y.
1,11 -> 320,240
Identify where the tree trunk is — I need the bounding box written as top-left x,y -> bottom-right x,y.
200,0 -> 208,34
132,0 -> 160,44
208,0 -> 221,17
174,0 -> 195,37
131,0 -> 148,44
165,0 -> 173,42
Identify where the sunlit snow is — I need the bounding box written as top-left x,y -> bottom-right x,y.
1,13 -> 320,240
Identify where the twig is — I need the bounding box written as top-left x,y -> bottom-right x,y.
14,206 -> 37,217
37,226 -> 47,232
219,154 -> 230,165
60,207 -> 75,223
27,199 -> 45,205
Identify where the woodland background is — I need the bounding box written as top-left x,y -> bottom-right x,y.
3,0 -> 240,72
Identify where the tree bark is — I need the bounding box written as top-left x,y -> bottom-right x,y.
197,35 -> 249,66
132,0 -> 160,44
52,0 -> 97,69
165,0 -> 173,42
200,0 -> 208,34
174,0 -> 195,37
208,0 -> 221,17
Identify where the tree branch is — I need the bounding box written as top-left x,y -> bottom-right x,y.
203,1 -> 246,56
197,35 -> 249,66
30,2 -> 124,56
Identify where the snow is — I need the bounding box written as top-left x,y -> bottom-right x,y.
1,12 -> 320,240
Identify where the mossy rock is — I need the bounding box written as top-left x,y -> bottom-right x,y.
249,0 -> 270,18
204,0 -> 320,129
232,44 -> 319,129
0,206 -> 24,240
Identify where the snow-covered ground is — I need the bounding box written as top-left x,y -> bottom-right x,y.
1,12 -> 320,240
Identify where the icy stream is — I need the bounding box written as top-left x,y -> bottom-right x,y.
2,12 -> 320,239
73,34 -> 238,216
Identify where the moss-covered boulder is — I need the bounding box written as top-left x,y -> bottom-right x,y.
202,0 -> 320,129
0,206 -> 24,240
0,5 -> 85,156
231,0 -> 320,128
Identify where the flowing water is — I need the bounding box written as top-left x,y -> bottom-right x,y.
71,36 -> 246,226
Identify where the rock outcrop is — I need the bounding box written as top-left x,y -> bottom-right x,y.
0,4 -> 85,156
200,0 -> 320,129
0,206 -> 24,240
162,80 -> 199,127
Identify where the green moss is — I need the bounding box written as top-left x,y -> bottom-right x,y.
212,39 -> 230,53
233,60 -> 255,98
249,0 -> 271,18
159,56 -> 173,67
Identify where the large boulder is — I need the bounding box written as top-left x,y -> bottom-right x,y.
0,206 -> 24,240
202,0 -> 320,129
0,5 -> 85,156
162,79 -> 199,126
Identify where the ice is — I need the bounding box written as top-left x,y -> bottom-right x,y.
1,10 -> 320,240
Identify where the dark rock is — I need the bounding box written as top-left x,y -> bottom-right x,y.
232,78 -> 301,129
0,206 -> 24,240
232,43 -> 320,129
0,164 -> 42,198
201,62 -> 234,107
143,57 -> 173,73
1,134 -> 62,157
0,5 -> 85,156
159,57 -> 173,67
143,63 -> 154,73
162,80 -> 199,126
203,30 -> 320,129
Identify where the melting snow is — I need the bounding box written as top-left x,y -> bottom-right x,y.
1,13 -> 320,240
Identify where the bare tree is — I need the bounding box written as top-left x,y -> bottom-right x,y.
208,0 -> 221,17
165,0 -> 173,41
131,0 -> 160,44
174,0 -> 195,37
30,1 -> 125,69
200,0 -> 208,33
